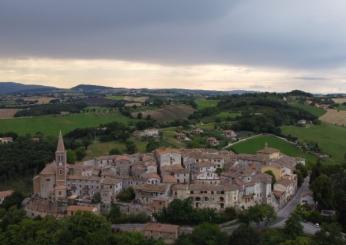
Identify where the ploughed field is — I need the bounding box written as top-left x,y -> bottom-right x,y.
319,109 -> 346,126
0,108 -> 19,119
0,112 -> 132,136
132,104 -> 195,122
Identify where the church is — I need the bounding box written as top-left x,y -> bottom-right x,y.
33,131 -> 68,200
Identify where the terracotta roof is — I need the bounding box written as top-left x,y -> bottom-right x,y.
143,223 -> 179,234
40,163 -> 56,175
161,165 -> 184,172
162,175 -> 177,183
276,178 -> 295,187
101,177 -> 122,185
172,183 -> 238,192
134,184 -> 167,193
0,190 -> 14,198
141,172 -> 161,180
67,205 -> 97,212
67,175 -> 100,181
273,190 -> 285,198
155,148 -> 180,155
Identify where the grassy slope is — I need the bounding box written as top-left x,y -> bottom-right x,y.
0,112 -> 132,136
84,138 -> 147,159
195,98 -> 219,110
282,124 -> 346,164
290,102 -> 326,117
231,135 -> 317,164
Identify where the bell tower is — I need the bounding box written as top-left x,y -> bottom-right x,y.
55,131 -> 67,200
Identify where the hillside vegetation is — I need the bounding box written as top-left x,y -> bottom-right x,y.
282,124 -> 346,163
230,134 -> 317,164
0,112 -> 132,136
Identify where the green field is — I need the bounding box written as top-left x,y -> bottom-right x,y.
282,124 -> 346,164
230,135 -> 317,164
0,112 -> 133,136
106,95 -> 125,100
216,111 -> 240,120
290,102 -> 326,117
195,98 -> 219,110
161,127 -> 186,148
85,138 -> 148,159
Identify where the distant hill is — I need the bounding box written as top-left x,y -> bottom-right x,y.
71,84 -> 116,93
286,90 -> 313,97
0,82 -> 58,95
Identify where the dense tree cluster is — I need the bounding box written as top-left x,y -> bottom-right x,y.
0,210 -> 163,245
222,96 -> 318,134
107,204 -> 150,224
15,103 -> 87,117
154,198 -> 238,225
0,136 -> 55,182
309,161 -> 346,231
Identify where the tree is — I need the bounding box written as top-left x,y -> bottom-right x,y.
280,237 -> 313,245
108,204 -> 121,223
265,170 -> 276,186
125,141 -> 137,154
0,191 -> 24,210
109,148 -> 121,155
56,211 -> 112,245
181,223 -> 228,245
314,223 -> 345,245
311,174 -> 334,209
66,149 -> 76,164
240,204 -> 276,225
284,212 -> 303,239
92,192 -> 101,204
75,147 -> 86,161
116,187 -> 135,202
229,224 -> 259,245
146,139 -> 160,152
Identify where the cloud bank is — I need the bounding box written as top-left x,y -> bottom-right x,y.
0,0 -> 346,92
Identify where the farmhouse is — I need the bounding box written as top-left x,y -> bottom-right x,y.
0,137 -> 13,144
0,190 -> 14,204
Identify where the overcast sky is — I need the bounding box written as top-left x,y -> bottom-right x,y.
0,0 -> 346,92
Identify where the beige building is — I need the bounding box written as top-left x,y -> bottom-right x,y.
172,183 -> 239,210
143,223 -> 179,244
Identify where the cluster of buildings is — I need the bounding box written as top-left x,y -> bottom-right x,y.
24,133 -> 302,220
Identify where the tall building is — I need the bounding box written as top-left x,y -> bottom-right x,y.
55,131 -> 67,200
33,131 -> 67,200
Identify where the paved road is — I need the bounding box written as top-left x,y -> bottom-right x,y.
271,176 -> 321,235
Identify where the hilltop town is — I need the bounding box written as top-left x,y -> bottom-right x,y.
22,132 -> 303,239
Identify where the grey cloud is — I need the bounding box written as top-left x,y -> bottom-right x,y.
0,0 -> 346,70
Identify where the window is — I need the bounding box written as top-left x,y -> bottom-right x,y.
59,169 -> 64,175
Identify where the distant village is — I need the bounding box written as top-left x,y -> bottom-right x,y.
19,131 -> 305,242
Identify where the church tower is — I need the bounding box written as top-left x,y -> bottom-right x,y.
55,131 -> 67,200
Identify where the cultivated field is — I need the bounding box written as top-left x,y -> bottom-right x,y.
85,139 -> 147,159
23,96 -> 55,104
230,134 -> 317,164
134,104 -> 195,122
282,124 -> 346,163
332,97 -> 346,104
0,108 -> 19,119
0,112 -> 132,136
195,98 -> 219,110
319,109 -> 346,126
